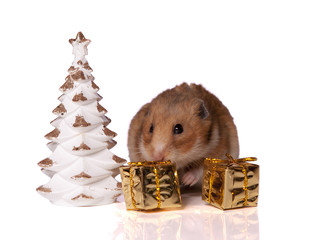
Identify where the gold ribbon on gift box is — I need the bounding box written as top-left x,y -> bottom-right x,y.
206,154 -> 257,206
128,160 -> 172,209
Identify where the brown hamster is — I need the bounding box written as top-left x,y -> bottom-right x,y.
127,83 -> 239,187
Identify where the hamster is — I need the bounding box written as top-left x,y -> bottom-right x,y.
127,83 -> 239,187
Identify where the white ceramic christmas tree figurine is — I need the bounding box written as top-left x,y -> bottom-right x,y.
36,32 -> 126,206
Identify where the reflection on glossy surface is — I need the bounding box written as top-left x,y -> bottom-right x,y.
114,191 -> 259,240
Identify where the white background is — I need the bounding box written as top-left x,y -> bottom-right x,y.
1,1 -> 333,239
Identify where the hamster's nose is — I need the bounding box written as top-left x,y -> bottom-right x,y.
153,151 -> 165,162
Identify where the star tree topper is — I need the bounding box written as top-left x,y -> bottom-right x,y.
69,32 -> 91,63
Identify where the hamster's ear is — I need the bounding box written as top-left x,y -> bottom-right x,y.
129,103 -> 151,128
199,101 -> 209,119
140,103 -> 151,117
192,99 -> 209,119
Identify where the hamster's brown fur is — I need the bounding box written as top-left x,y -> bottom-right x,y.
128,83 -> 239,187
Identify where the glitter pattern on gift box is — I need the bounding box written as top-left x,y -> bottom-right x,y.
120,160 -> 182,210
202,154 -> 259,210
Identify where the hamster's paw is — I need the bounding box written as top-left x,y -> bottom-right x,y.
182,171 -> 200,186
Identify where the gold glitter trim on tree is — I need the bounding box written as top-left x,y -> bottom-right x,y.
71,172 -> 92,179
73,115 -> 91,127
38,158 -> 54,168
72,142 -> 91,151
72,92 -> 87,102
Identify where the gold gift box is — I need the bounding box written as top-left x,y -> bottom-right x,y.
120,160 -> 182,210
202,154 -> 259,210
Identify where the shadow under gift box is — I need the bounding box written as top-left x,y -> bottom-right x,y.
120,161 -> 182,210
202,155 -> 259,210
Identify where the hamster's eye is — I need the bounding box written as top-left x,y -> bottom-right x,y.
173,124 -> 183,135
149,124 -> 154,133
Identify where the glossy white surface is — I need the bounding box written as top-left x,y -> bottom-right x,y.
113,191 -> 259,240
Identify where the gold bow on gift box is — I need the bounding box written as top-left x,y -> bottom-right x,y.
120,160 -> 182,210
202,154 -> 260,210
